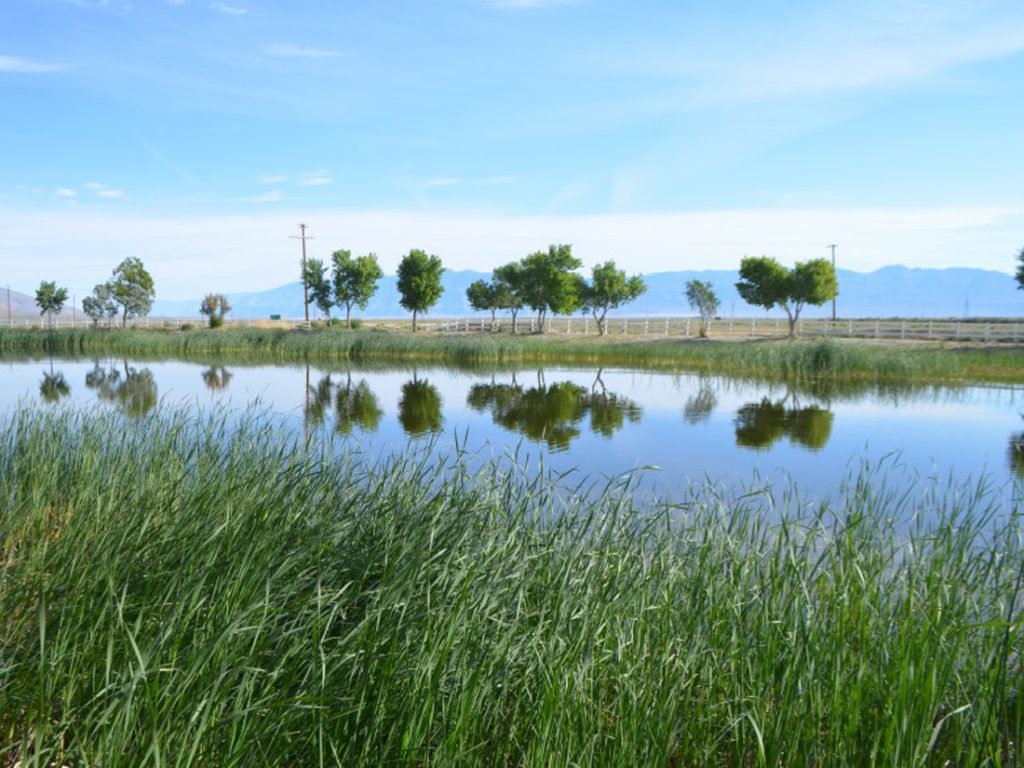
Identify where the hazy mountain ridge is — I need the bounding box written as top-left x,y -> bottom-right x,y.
3,266 -> 1020,320
152,266 -> 1021,320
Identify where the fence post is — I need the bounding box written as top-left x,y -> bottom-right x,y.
623,318 -> 628,334
775,317 -> 780,335
900,321 -> 906,340
584,317 -> 589,335
644,318 -> 649,335
685,318 -> 690,337
567,318 -> 572,335
664,318 -> 669,336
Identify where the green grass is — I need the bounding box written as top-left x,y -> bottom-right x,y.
2,326 -> 1024,384
0,407 -> 1021,766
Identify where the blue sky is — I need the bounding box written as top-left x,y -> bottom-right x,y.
2,0 -> 1024,299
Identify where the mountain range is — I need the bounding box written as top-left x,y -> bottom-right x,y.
2,266 -> 1020,321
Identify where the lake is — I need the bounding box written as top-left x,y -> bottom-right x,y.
4,355 -> 1022,500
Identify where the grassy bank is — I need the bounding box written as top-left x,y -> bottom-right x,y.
2,326 -> 1023,383
1,408 -> 1021,766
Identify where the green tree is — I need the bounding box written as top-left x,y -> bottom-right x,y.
734,398 -> 833,451
332,250 -> 383,328
82,283 -> 118,328
39,371 -> 71,403
492,262 -> 527,334
108,257 -> 156,327
303,257 -> 333,320
520,244 -> 583,332
85,361 -> 158,417
35,280 -> 69,328
199,293 -> 232,328
201,366 -> 233,391
335,377 -> 383,434
685,279 -> 720,338
736,256 -> 837,337
1015,246 -> 1024,290
396,249 -> 444,332
580,260 -> 646,336
466,279 -> 500,330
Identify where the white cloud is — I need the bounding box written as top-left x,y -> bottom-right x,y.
54,188 -> 78,199
260,174 -> 288,183
83,182 -> 124,198
84,182 -> 107,191
0,55 -> 65,73
97,188 -> 124,198
422,177 -> 463,188
211,2 -> 247,15
265,44 -> 344,59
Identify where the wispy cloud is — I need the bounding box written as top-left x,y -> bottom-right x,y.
260,174 -> 288,183
477,176 -> 518,186
422,177 -> 463,188
85,182 -> 125,199
97,188 -> 125,198
211,1 -> 247,15
54,188 -> 78,200
250,190 -> 283,203
265,44 -> 345,59
0,55 -> 66,73
299,170 -> 331,186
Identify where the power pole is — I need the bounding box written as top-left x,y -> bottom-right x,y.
291,223 -> 314,323
827,244 -> 838,321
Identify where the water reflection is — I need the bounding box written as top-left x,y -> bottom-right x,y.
467,371 -> 641,451
399,375 -> 443,437
734,398 -> 833,451
683,379 -> 717,425
39,371 -> 71,403
85,361 -> 158,417
201,366 -> 233,391
301,371 -> 384,435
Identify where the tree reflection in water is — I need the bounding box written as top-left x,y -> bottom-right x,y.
467,370 -> 641,451
201,366 -> 233,391
683,378 -> 717,425
1009,427 -> 1024,479
734,397 -> 833,451
39,371 -> 71,403
85,360 -> 158,417
302,370 -> 384,435
398,375 -> 443,437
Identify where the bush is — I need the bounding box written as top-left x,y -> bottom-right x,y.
350,318 -> 364,330
180,323 -> 195,331
209,315 -> 224,329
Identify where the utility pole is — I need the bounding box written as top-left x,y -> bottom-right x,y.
827,244 -> 838,321
291,223 -> 314,323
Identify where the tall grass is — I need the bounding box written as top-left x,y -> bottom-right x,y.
2,326 -> 1022,384
0,407 -> 1020,766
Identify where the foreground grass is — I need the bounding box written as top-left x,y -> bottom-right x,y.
2,326 -> 1024,383
0,407 -> 1021,766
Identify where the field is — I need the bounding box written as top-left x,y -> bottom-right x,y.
0,408 -> 1021,766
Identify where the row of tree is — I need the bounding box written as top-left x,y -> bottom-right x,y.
32,248 -> 842,338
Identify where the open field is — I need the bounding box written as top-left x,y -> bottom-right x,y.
1,407 -> 1021,766
2,326 -> 1024,384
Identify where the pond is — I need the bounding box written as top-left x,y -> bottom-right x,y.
4,355 -> 1023,500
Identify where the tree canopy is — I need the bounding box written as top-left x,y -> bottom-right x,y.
108,257 -> 156,326
396,249 -> 444,331
332,250 -> 383,328
685,279 -> 720,337
303,257 -> 333,320
82,283 -> 118,327
35,280 -> 69,327
199,293 -> 232,328
580,260 -> 645,336
519,244 -> 582,331
736,256 -> 837,337
492,262 -> 527,334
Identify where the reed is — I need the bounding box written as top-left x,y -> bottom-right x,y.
2,326 -> 1022,384
0,407 -> 1020,766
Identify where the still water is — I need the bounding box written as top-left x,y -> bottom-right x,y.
4,356 -> 1023,499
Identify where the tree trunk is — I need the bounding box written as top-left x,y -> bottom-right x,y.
490,309 -> 496,332
412,309 -> 418,332
787,310 -> 797,338
511,310 -> 518,335
595,309 -> 607,336
346,305 -> 352,329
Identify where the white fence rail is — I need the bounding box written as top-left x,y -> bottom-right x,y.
430,316 -> 1024,343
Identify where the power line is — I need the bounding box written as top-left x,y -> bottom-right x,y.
290,223 -> 314,323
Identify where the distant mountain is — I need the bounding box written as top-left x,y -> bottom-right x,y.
151,266 -> 1022,320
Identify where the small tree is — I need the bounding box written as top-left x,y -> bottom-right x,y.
332,250 -> 383,328
35,280 -> 69,328
199,292 -> 232,328
302,257 -> 334,320
580,261 -> 646,336
82,283 -> 118,328
396,248 -> 444,332
736,256 -> 837,337
466,279 -> 500,330
685,279 -> 720,337
109,256 -> 156,327
1015,246 -> 1024,290
492,262 -> 526,334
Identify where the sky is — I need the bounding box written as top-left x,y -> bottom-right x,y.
2,0 -> 1024,300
